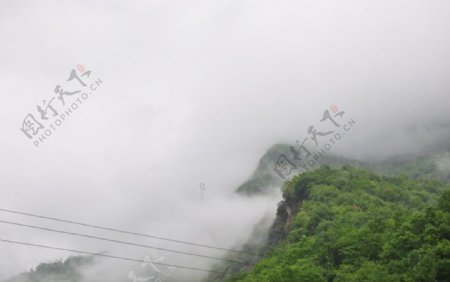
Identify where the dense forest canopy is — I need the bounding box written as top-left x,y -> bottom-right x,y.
227,166 -> 450,281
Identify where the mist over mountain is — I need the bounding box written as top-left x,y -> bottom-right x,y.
3,132 -> 449,282
1,0 -> 450,281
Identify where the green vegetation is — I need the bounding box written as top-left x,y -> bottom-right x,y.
369,154 -> 450,183
227,166 -> 450,281
235,144 -> 287,195
3,256 -> 94,282
235,143 -> 450,196
4,144 -> 450,282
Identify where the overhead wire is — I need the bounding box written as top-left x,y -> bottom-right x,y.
0,219 -> 249,265
0,237 -> 226,274
0,208 -> 261,257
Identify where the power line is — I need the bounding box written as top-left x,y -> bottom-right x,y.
0,237 -> 225,274
0,219 -> 249,265
0,208 -> 261,257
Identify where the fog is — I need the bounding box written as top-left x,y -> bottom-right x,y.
0,0 -> 450,280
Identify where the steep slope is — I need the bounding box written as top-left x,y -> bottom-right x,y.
227,166 -> 450,281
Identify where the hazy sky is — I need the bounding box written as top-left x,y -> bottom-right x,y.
1,0 -> 450,280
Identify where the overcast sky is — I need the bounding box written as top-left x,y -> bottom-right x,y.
0,0 -> 450,280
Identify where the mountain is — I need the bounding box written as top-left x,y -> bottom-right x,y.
206,143 -> 450,281
224,166 -> 450,281
236,143 -> 450,196
3,143 -> 450,282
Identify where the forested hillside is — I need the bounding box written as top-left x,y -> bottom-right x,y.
226,166 -> 450,281
4,145 -> 450,282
